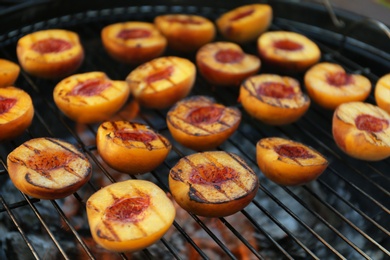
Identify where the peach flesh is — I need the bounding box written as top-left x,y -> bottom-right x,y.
230,9 -> 255,21
146,66 -> 174,84
117,29 -> 151,39
215,49 -> 244,63
189,164 -> 239,186
273,39 -> 302,51
275,145 -> 315,159
31,39 -> 72,53
104,196 -> 150,223
165,16 -> 203,25
26,149 -> 75,171
327,72 -> 354,87
186,106 -> 223,125
257,82 -> 295,99
355,114 -> 388,132
69,79 -> 111,96
0,96 -> 17,114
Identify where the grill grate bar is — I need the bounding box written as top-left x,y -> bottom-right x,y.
0,196 -> 40,260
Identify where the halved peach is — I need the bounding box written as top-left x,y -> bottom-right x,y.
126,56 -> 196,109
169,151 -> 259,217
375,73 -> 390,114
304,62 -> 372,110
101,21 -> 167,64
86,179 -> 175,253
332,101 -> 390,161
256,137 -> 328,186
239,74 -> 310,125
0,86 -> 34,141
257,31 -> 321,73
97,121 -> 171,174
17,29 -> 84,79
196,41 -> 260,86
154,14 -> 215,52
166,95 -> 241,151
7,137 -> 92,199
0,59 -> 20,87
216,4 -> 272,44
53,71 -> 130,124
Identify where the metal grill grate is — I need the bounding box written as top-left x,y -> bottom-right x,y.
0,1 -> 389,259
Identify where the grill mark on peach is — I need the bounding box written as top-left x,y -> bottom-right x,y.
68,78 -> 111,97
165,16 -> 204,25
326,71 -> 354,87
117,28 -> 151,39
273,39 -> 303,51
257,82 -> 296,99
169,114 -> 216,135
274,144 -> 313,166
229,8 -> 255,21
87,200 -> 101,213
215,49 -> 244,64
99,220 -> 120,241
114,129 -> 157,150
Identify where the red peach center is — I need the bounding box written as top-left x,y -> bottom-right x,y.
146,66 -> 174,84
230,9 -> 255,21
27,149 -> 74,171
186,106 -> 224,125
0,96 -> 17,114
215,49 -> 244,63
32,38 -> 72,54
275,144 -> 314,159
69,79 -> 111,96
273,39 -> 303,51
166,17 -> 203,25
117,28 -> 151,39
190,164 -> 238,185
326,72 -> 354,87
355,114 -> 388,132
257,82 -> 296,99
104,196 -> 150,223
114,130 -> 157,143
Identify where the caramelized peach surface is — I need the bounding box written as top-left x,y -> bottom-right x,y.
216,4 -> 272,43
154,14 -> 215,52
196,41 -> 260,86
169,151 -> 259,217
53,71 -> 130,123
240,74 -> 310,125
86,179 -> 175,252
17,29 -> 84,79
97,121 -> 171,174
7,137 -> 92,199
374,73 -> 390,114
0,86 -> 34,141
304,62 -> 372,110
256,137 -> 328,186
126,56 -> 196,109
332,101 -> 390,161
101,21 -> 167,64
257,31 -> 320,73
167,95 -> 241,151
0,59 -> 20,87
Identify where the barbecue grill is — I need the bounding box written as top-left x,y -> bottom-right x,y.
0,0 -> 389,259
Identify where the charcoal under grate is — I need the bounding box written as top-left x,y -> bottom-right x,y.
0,1 -> 389,259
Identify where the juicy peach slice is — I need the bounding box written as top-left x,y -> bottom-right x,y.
257,31 -> 321,73
17,29 -> 84,79
304,62 -> 372,110
126,56 -> 196,109
101,21 -> 167,64
86,179 -> 175,253
97,121 -> 171,174
169,151 -> 259,217
196,41 -> 260,86
256,137 -> 328,186
154,14 -> 215,52
332,101 -> 390,161
239,74 -> 310,125
0,86 -> 34,141
0,59 -> 20,87
167,96 -> 241,151
53,71 -> 130,124
375,73 -> 390,114
216,4 -> 272,44
7,137 -> 92,199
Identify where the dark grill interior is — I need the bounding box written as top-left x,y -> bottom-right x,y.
0,1 -> 389,259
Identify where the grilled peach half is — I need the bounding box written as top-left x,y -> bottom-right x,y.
7,137 -> 92,200
332,101 -> 390,161
126,56 -> 196,109
239,74 -> 310,125
101,21 -> 167,64
256,137 -> 328,186
0,86 -> 34,141
154,14 -> 215,52
167,96 -> 241,151
97,121 -> 171,174
17,29 -> 84,79
196,41 -> 260,86
216,4 -> 272,44
0,59 -> 20,87
169,151 -> 259,217
86,179 -> 175,253
53,71 -> 130,124
304,62 -> 371,110
375,73 -> 390,114
257,31 -> 321,73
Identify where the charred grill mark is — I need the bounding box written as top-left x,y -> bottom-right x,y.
45,138 -> 86,160
87,201 -> 101,213
25,171 -> 58,186
99,220 -> 120,241
170,168 -> 184,182
188,184 -> 209,203
156,134 -> 171,149
169,114 -> 216,135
